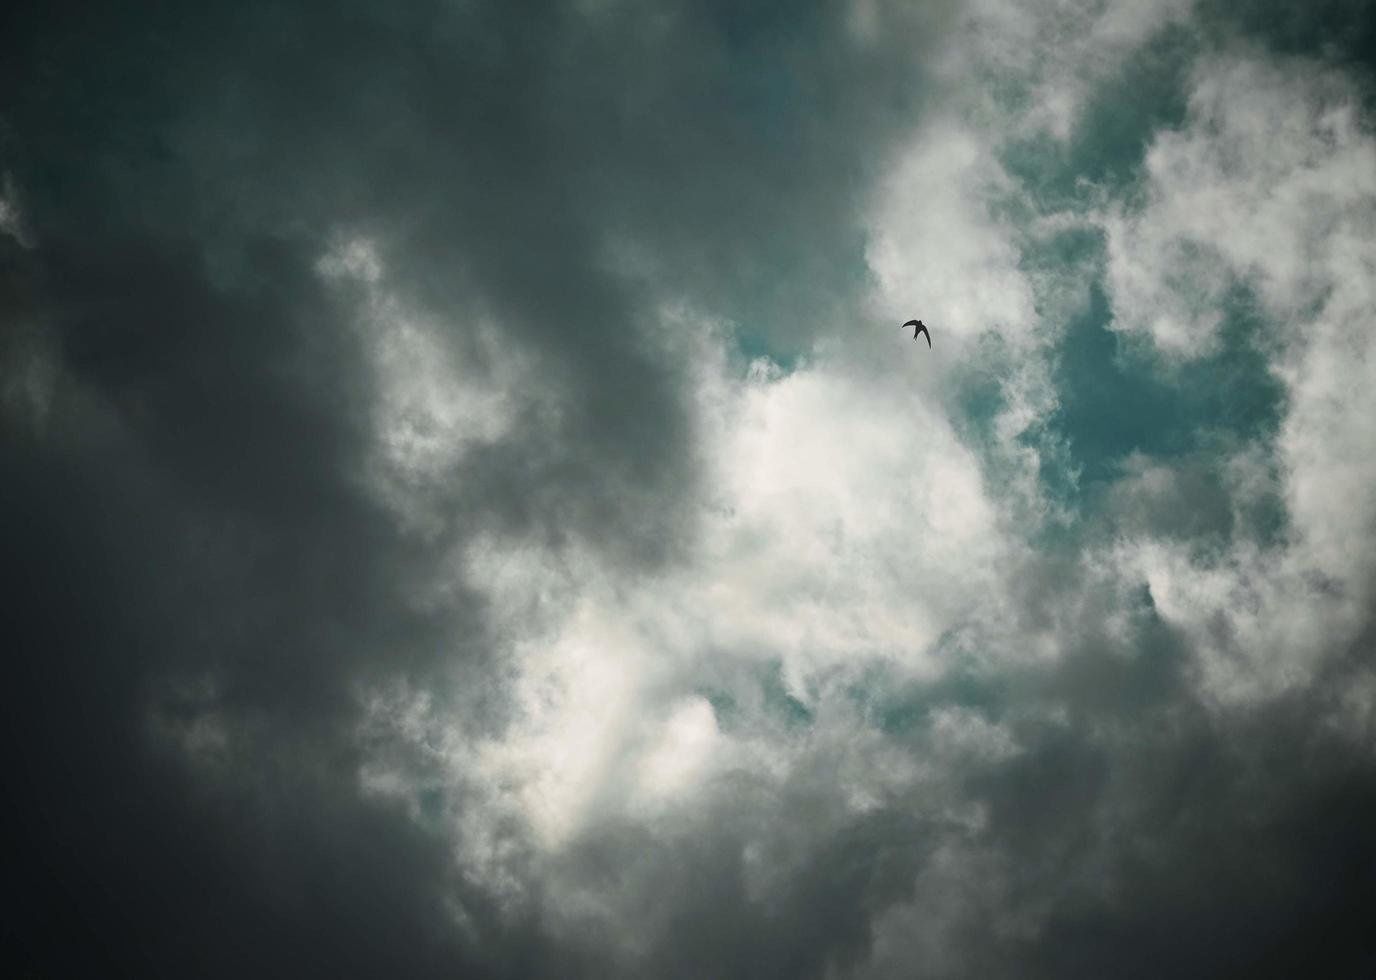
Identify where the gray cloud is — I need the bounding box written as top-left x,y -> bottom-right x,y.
4,0 -> 1376,976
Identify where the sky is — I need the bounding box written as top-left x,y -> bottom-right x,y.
3,0 -> 1376,976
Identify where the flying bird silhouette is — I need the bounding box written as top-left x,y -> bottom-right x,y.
901,319 -> 931,347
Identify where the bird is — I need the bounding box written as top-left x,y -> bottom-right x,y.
901,319 -> 931,347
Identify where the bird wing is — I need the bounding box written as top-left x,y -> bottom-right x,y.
918,325 -> 931,347
901,319 -> 920,329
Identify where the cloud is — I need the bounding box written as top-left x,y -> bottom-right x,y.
941,0 -> 1199,139
359,330 -> 1017,861
866,121 -> 1038,345
1104,54 -> 1376,351
0,174 -> 31,247
1099,51 -> 1376,700
3,0 -> 1376,976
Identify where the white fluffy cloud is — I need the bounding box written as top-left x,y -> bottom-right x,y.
354,316 -> 1034,940
512,349 -> 994,777
1100,53 -> 1376,701
1105,56 -> 1376,354
866,122 -> 1037,346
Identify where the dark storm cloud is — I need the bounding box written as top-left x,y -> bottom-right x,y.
1199,0 -> 1376,69
0,195 -> 504,974
5,0 -> 1376,977
980,613 -> 1376,980
0,0 -> 945,973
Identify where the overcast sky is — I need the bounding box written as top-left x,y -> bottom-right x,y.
4,0 -> 1376,976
